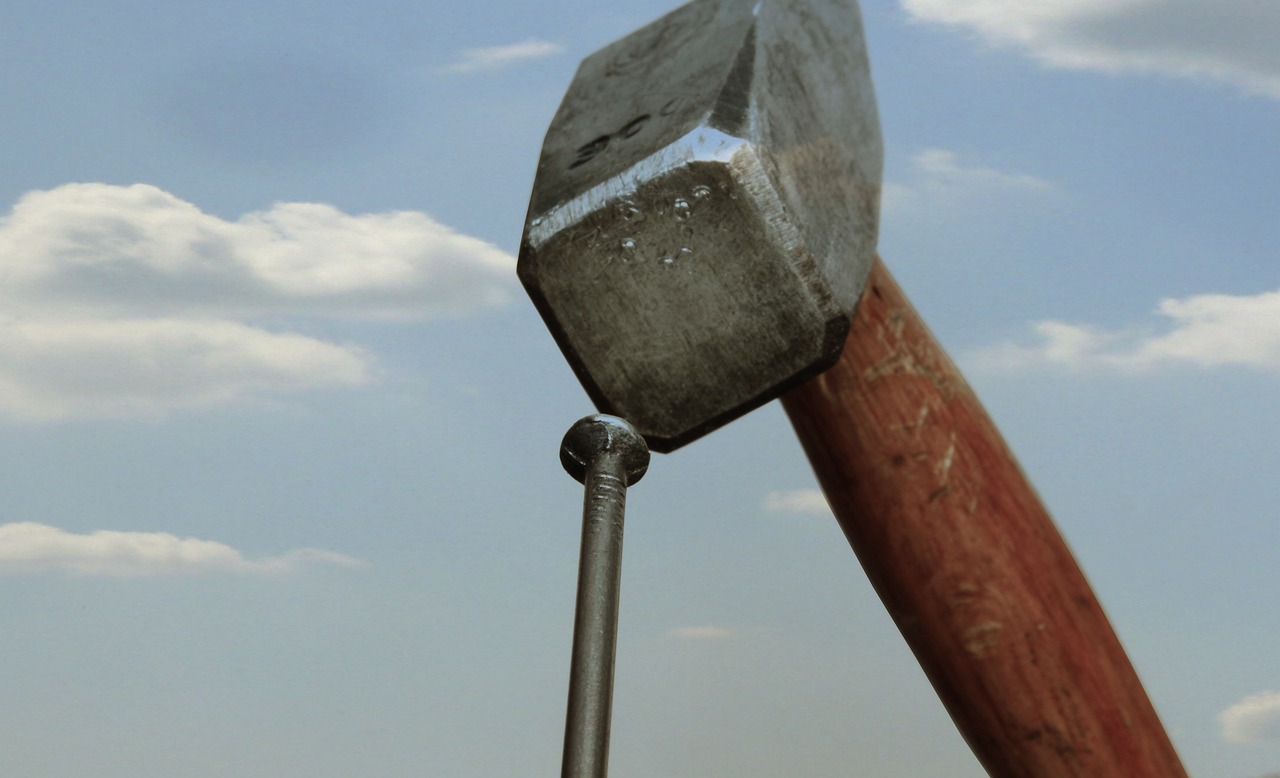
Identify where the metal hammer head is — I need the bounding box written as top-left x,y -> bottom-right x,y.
519,0 -> 881,452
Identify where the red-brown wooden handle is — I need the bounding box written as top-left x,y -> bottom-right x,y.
780,257 -> 1187,777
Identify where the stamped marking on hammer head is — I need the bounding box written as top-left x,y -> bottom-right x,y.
519,0 -> 882,452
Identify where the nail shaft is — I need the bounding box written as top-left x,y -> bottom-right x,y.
559,415 -> 649,778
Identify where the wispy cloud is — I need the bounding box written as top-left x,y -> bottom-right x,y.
970,288 -> 1280,374
0,183 -> 515,421
436,39 -> 564,75
902,0 -> 1280,99
0,183 -> 514,319
0,318 -> 370,421
668,626 -> 733,640
1220,691 -> 1280,744
884,148 -> 1052,214
763,490 -> 831,516
0,522 -> 365,577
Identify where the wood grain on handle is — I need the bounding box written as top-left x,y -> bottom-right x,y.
781,257 -> 1187,777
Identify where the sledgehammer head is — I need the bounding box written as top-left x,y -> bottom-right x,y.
519,0 -> 882,452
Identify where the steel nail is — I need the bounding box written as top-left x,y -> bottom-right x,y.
559,414 -> 649,778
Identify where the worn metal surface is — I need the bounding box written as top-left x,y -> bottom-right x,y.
519,0 -> 882,452
559,415 -> 649,778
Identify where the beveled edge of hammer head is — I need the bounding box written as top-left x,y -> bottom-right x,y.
519,0 -> 882,452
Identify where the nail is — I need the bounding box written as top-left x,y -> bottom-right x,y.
559,414 -> 649,778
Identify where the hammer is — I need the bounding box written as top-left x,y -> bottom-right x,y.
519,1 -> 1188,775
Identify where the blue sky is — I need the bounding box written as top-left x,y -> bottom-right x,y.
1,1 -> 1277,776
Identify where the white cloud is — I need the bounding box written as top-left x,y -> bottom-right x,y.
902,0 -> 1280,99
971,288 -> 1280,374
0,522 -> 365,577
668,626 -> 733,640
436,39 -> 564,75
0,318 -> 370,421
0,183 -> 514,319
1220,691 -> 1280,744
884,148 -> 1052,214
0,183 -> 515,421
763,490 -> 831,516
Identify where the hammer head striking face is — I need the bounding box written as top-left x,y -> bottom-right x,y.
519,0 -> 881,452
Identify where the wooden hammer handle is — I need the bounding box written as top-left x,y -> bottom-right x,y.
780,257 -> 1187,777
